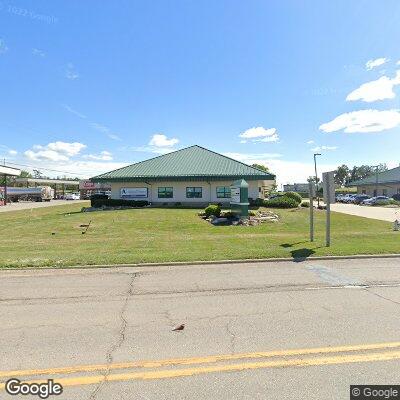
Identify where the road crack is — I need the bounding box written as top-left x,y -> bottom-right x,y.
88,272 -> 138,400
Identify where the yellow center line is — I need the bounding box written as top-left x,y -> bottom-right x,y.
1,349 -> 400,389
1,341 -> 400,379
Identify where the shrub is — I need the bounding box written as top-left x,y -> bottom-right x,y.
301,201 -> 310,208
204,204 -> 221,217
283,191 -> 302,204
91,198 -> 149,208
264,195 -> 299,209
249,198 -> 264,207
392,194 -> 400,201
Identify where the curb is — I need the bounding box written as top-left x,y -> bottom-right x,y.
2,253 -> 400,271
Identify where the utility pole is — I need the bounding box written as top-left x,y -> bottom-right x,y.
371,165 -> 379,196
314,153 -> 321,207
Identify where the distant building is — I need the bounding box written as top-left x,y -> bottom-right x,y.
349,166 -> 400,197
91,145 -> 276,205
283,183 -> 309,193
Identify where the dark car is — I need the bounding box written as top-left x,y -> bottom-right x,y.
353,194 -> 370,204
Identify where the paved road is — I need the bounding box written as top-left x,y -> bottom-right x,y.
331,203 -> 400,222
0,200 -> 88,213
1,258 -> 399,399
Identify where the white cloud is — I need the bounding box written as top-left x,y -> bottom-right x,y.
107,133 -> 121,141
366,57 -> 388,70
32,48 -> 45,57
397,60 -> 400,66
65,63 -> 79,80
132,134 -> 180,154
311,146 -> 337,152
84,151 -> 113,161
0,39 -> 8,54
63,104 -> 87,119
239,127 -> 279,143
132,146 -> 176,155
89,122 -> 121,141
8,149 -> 18,156
307,140 -> 315,145
24,141 -> 86,162
319,109 -> 400,133
90,122 -> 109,133
223,152 -> 282,161
149,134 -> 179,148
224,152 -> 336,187
346,71 -> 400,102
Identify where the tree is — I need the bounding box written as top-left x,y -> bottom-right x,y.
251,163 -> 269,172
334,165 -> 350,186
20,170 -> 32,178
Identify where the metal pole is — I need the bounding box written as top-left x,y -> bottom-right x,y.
3,174 -> 7,206
309,180 -> 314,242
314,153 -> 321,208
326,173 -> 331,247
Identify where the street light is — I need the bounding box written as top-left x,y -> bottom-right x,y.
314,153 -> 321,207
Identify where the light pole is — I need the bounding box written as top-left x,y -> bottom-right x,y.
314,153 -> 321,207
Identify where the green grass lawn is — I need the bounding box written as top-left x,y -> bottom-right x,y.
0,202 -> 399,268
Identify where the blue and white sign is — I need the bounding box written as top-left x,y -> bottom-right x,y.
121,187 -> 148,199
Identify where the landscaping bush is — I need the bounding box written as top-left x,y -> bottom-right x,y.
263,195 -> 299,209
392,194 -> 400,201
91,198 -> 149,208
301,201 -> 310,208
204,204 -> 221,217
249,198 -> 264,207
283,191 -> 302,204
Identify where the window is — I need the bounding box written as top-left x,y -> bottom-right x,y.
362,189 -> 366,194
382,189 -> 387,196
186,187 -> 202,198
216,186 -> 231,198
158,187 -> 173,198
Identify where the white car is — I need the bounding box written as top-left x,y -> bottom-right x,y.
65,193 -> 81,200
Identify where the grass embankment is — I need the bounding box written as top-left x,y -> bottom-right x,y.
0,202 -> 399,268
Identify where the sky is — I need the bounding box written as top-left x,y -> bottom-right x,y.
1,0 -> 400,187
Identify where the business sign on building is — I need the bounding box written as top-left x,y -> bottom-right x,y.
120,187 -> 148,199
79,180 -> 111,190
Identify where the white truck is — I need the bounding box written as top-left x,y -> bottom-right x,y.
2,186 -> 54,202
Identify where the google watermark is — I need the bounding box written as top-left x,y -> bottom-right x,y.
5,379 -> 63,399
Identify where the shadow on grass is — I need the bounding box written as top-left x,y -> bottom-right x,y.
290,248 -> 316,262
280,241 -> 308,248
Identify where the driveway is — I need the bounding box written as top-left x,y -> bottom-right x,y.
331,203 -> 400,222
0,199 -> 88,213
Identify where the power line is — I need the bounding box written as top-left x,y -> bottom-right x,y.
3,161 -> 88,176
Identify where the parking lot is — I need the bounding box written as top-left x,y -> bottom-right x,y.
331,203 -> 400,222
0,199 -> 88,213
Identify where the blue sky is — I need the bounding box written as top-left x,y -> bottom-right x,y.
1,0 -> 400,186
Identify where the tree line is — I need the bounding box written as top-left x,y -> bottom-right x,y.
334,164 -> 388,186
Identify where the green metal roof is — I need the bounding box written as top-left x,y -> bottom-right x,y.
92,145 -> 275,182
349,166 -> 400,186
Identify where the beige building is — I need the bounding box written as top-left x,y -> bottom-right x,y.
350,166 -> 400,197
92,145 -> 276,205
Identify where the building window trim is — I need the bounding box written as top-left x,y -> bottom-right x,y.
216,186 -> 231,198
158,187 -> 173,198
186,187 -> 203,198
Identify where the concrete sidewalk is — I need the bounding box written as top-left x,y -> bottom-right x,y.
331,203 -> 400,222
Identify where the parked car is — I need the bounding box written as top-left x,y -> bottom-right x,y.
361,196 -> 389,206
336,194 -> 345,202
342,194 -> 357,203
65,193 -> 81,200
352,194 -> 370,204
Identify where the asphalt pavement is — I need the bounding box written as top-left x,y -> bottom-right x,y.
0,258 -> 399,399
